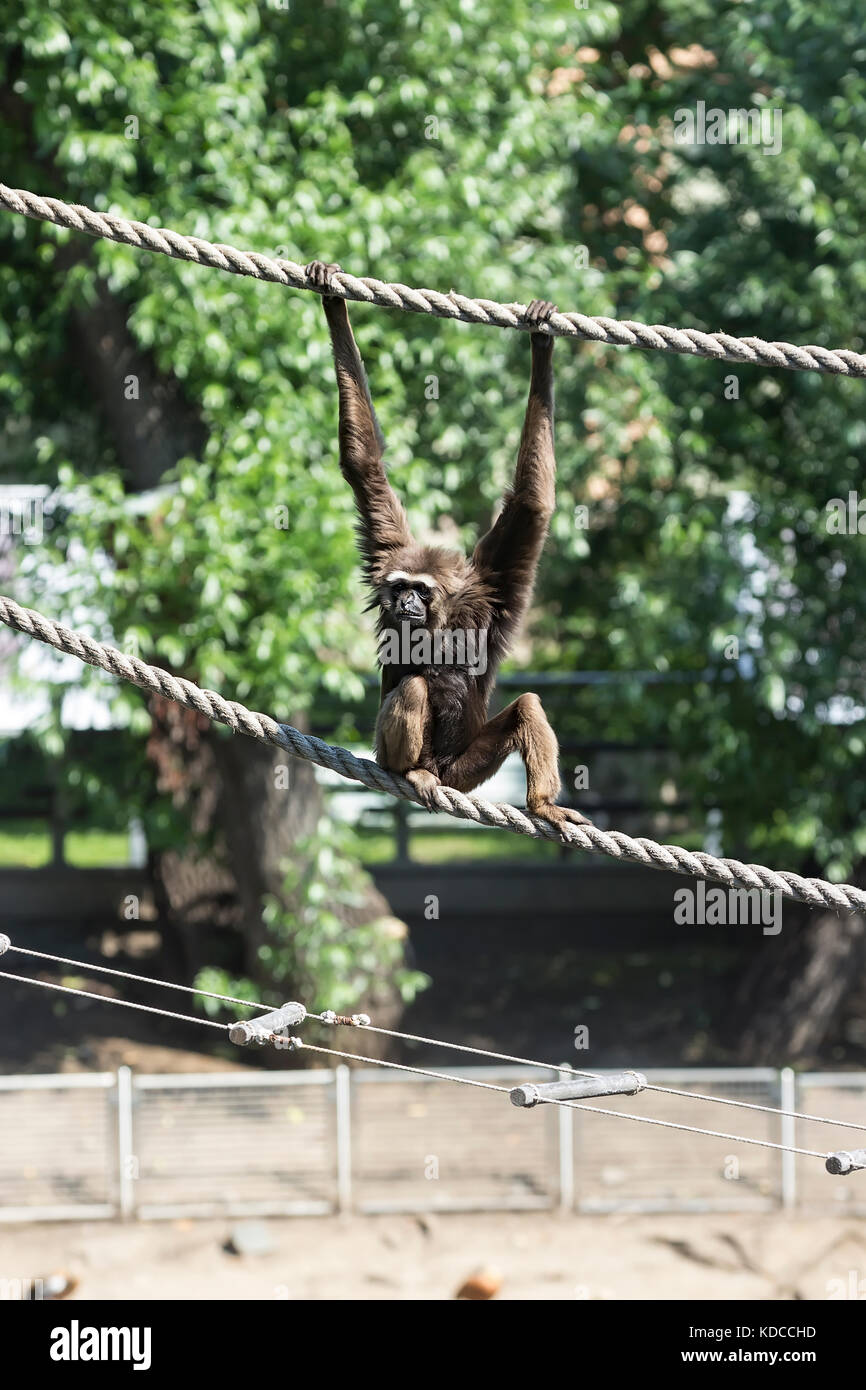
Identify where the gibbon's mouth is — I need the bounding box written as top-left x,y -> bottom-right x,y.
395,593 -> 427,622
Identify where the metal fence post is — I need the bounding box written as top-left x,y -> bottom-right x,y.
557,1064 -> 575,1211
394,801 -> 411,862
335,1065 -> 352,1213
116,1065 -> 136,1220
780,1067 -> 797,1210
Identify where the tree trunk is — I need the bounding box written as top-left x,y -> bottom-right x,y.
210,722 -> 407,1052
69,280 -> 206,488
210,727 -> 320,978
147,701 -> 406,1055
732,900 -> 866,1064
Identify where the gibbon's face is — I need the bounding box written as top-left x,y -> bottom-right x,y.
380,568 -> 441,627
376,548 -> 469,629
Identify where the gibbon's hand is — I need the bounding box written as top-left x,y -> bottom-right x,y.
306,260 -> 342,299
526,298 -> 557,347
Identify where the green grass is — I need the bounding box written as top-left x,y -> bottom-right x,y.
0,821 -> 51,867
64,831 -> 131,868
358,828 -> 561,864
0,821 -> 556,869
0,821 -> 131,868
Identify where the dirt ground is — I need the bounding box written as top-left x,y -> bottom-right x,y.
2,1210 -> 865,1301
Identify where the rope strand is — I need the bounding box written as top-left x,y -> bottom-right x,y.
0,968 -> 227,1030
1,941 -> 861,1157
333,1015 -> 866,1134
2,181 -> 865,377
7,943 -> 269,1012
292,1037 -> 829,1160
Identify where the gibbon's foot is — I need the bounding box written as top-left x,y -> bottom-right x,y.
526,298 -> 558,335
306,260 -> 342,296
405,768 -> 443,811
529,802 -> 592,831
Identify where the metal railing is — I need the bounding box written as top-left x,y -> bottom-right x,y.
0,1066 -> 861,1222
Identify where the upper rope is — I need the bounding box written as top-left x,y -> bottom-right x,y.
2,181 -> 866,376
1,594 -> 863,915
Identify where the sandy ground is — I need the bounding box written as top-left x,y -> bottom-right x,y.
1,1211 -> 865,1301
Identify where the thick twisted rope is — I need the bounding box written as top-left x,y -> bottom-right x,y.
2,181 -> 866,377
1,595 -> 863,914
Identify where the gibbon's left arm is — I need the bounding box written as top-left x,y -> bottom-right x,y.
448,300 -> 590,831
472,300 -> 558,629
308,263 -> 438,808
307,261 -> 412,576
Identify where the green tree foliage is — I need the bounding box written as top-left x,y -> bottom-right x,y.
0,0 -> 864,905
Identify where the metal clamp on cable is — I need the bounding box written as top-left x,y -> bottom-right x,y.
0,934 -> 10,957
825,1148 -> 866,1176
229,1002 -> 306,1046
510,1070 -> 647,1108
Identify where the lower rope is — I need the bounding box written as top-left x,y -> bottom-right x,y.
1,593 -> 863,913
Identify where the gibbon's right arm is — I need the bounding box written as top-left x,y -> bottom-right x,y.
307,261 -> 412,576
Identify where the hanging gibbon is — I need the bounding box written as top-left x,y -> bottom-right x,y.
308,260 -> 587,832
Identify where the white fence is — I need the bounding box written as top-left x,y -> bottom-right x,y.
0,1066 -> 863,1222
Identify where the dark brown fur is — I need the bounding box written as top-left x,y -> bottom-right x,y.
308,262 -> 588,831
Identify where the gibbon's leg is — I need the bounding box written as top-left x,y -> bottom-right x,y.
375,676 -> 441,807
375,676 -> 429,769
442,694 -> 589,829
